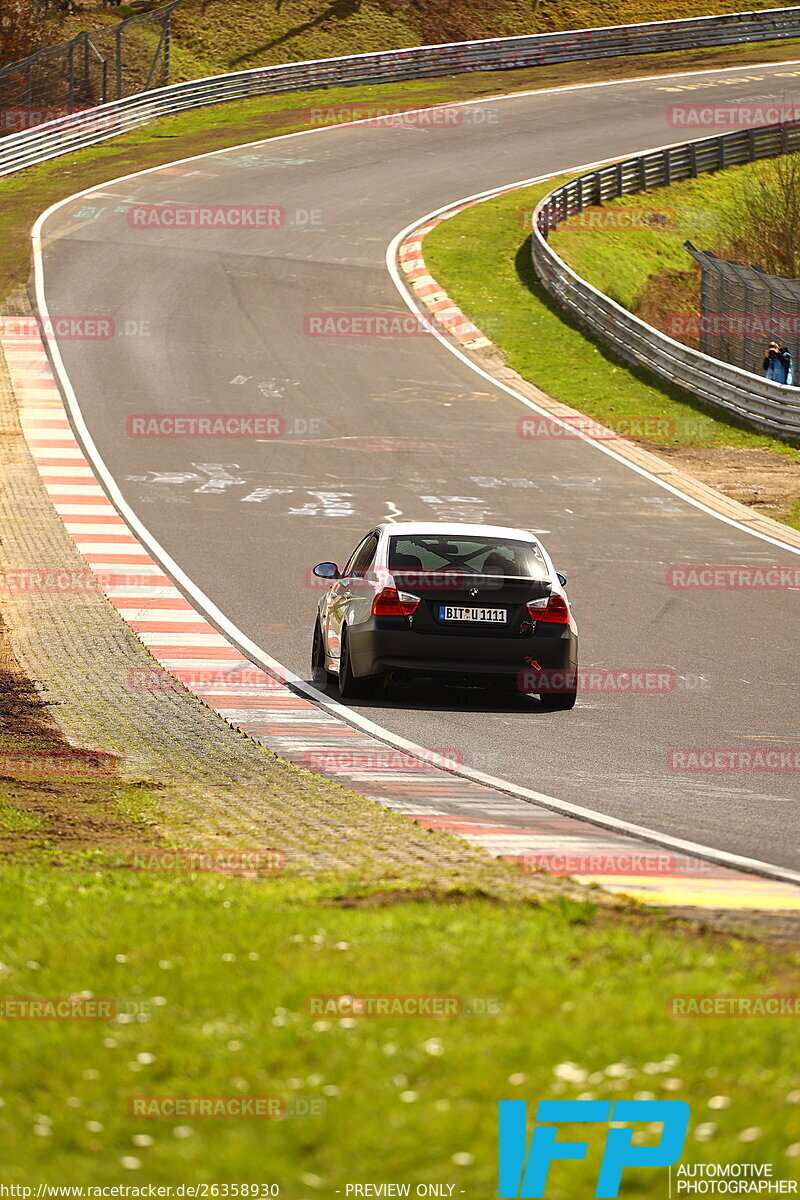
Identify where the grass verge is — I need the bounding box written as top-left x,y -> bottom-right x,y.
0,866 -> 798,1184
45,0 -> 800,81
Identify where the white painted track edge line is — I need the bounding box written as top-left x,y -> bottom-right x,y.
29,72 -> 800,891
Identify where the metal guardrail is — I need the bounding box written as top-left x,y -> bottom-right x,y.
532,126 -> 800,442
3,6 -> 800,176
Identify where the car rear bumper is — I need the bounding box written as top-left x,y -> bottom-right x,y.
348,621 -> 577,684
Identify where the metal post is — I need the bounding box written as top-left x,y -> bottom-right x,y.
67,42 -> 75,110
83,31 -> 90,105
164,6 -> 172,85
115,26 -> 123,98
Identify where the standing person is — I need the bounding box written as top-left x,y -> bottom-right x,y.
780,346 -> 794,386
763,341 -> 787,382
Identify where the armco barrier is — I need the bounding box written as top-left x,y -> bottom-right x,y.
532,126 -> 800,441
4,6 -> 800,177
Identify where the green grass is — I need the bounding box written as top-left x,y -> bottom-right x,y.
0,799 -> 43,832
46,0 -> 800,81
422,180 -> 800,470
549,182 -> 729,312
0,867 -> 798,1186
547,163 -> 762,311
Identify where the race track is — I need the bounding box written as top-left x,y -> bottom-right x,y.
35,62 -> 800,869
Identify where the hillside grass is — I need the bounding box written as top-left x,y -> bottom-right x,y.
41,0 -> 800,81
0,866 -> 798,1185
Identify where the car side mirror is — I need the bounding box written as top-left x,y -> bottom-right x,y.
313,562 -> 339,579
556,572 -> 567,587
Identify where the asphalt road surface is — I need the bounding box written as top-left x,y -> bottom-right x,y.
36,62 -> 800,868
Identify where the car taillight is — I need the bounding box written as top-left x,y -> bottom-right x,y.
372,587 -> 420,617
526,595 -> 570,624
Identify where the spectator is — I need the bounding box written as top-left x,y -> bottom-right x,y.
780,346 -> 794,386
763,341 -> 788,383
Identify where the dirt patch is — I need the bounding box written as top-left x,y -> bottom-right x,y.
636,266 -> 701,347
0,618 -> 165,862
326,886 -> 500,907
668,906 -> 800,947
647,443 -> 800,522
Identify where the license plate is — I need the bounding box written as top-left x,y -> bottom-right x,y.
438,605 -> 507,623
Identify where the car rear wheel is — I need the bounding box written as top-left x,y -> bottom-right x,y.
338,626 -> 376,699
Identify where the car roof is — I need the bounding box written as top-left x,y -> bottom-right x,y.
376,521 -> 540,540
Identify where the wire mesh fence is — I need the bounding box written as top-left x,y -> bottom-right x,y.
684,243 -> 800,378
0,1 -> 177,135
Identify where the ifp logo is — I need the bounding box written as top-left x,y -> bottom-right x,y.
498,1099 -> 689,1197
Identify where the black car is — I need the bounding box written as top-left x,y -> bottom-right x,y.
311,522 -> 578,709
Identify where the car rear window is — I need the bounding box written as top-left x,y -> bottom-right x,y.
388,535 -> 547,578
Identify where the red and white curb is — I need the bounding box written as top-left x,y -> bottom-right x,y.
3,321 -> 799,910
398,216 -> 492,350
